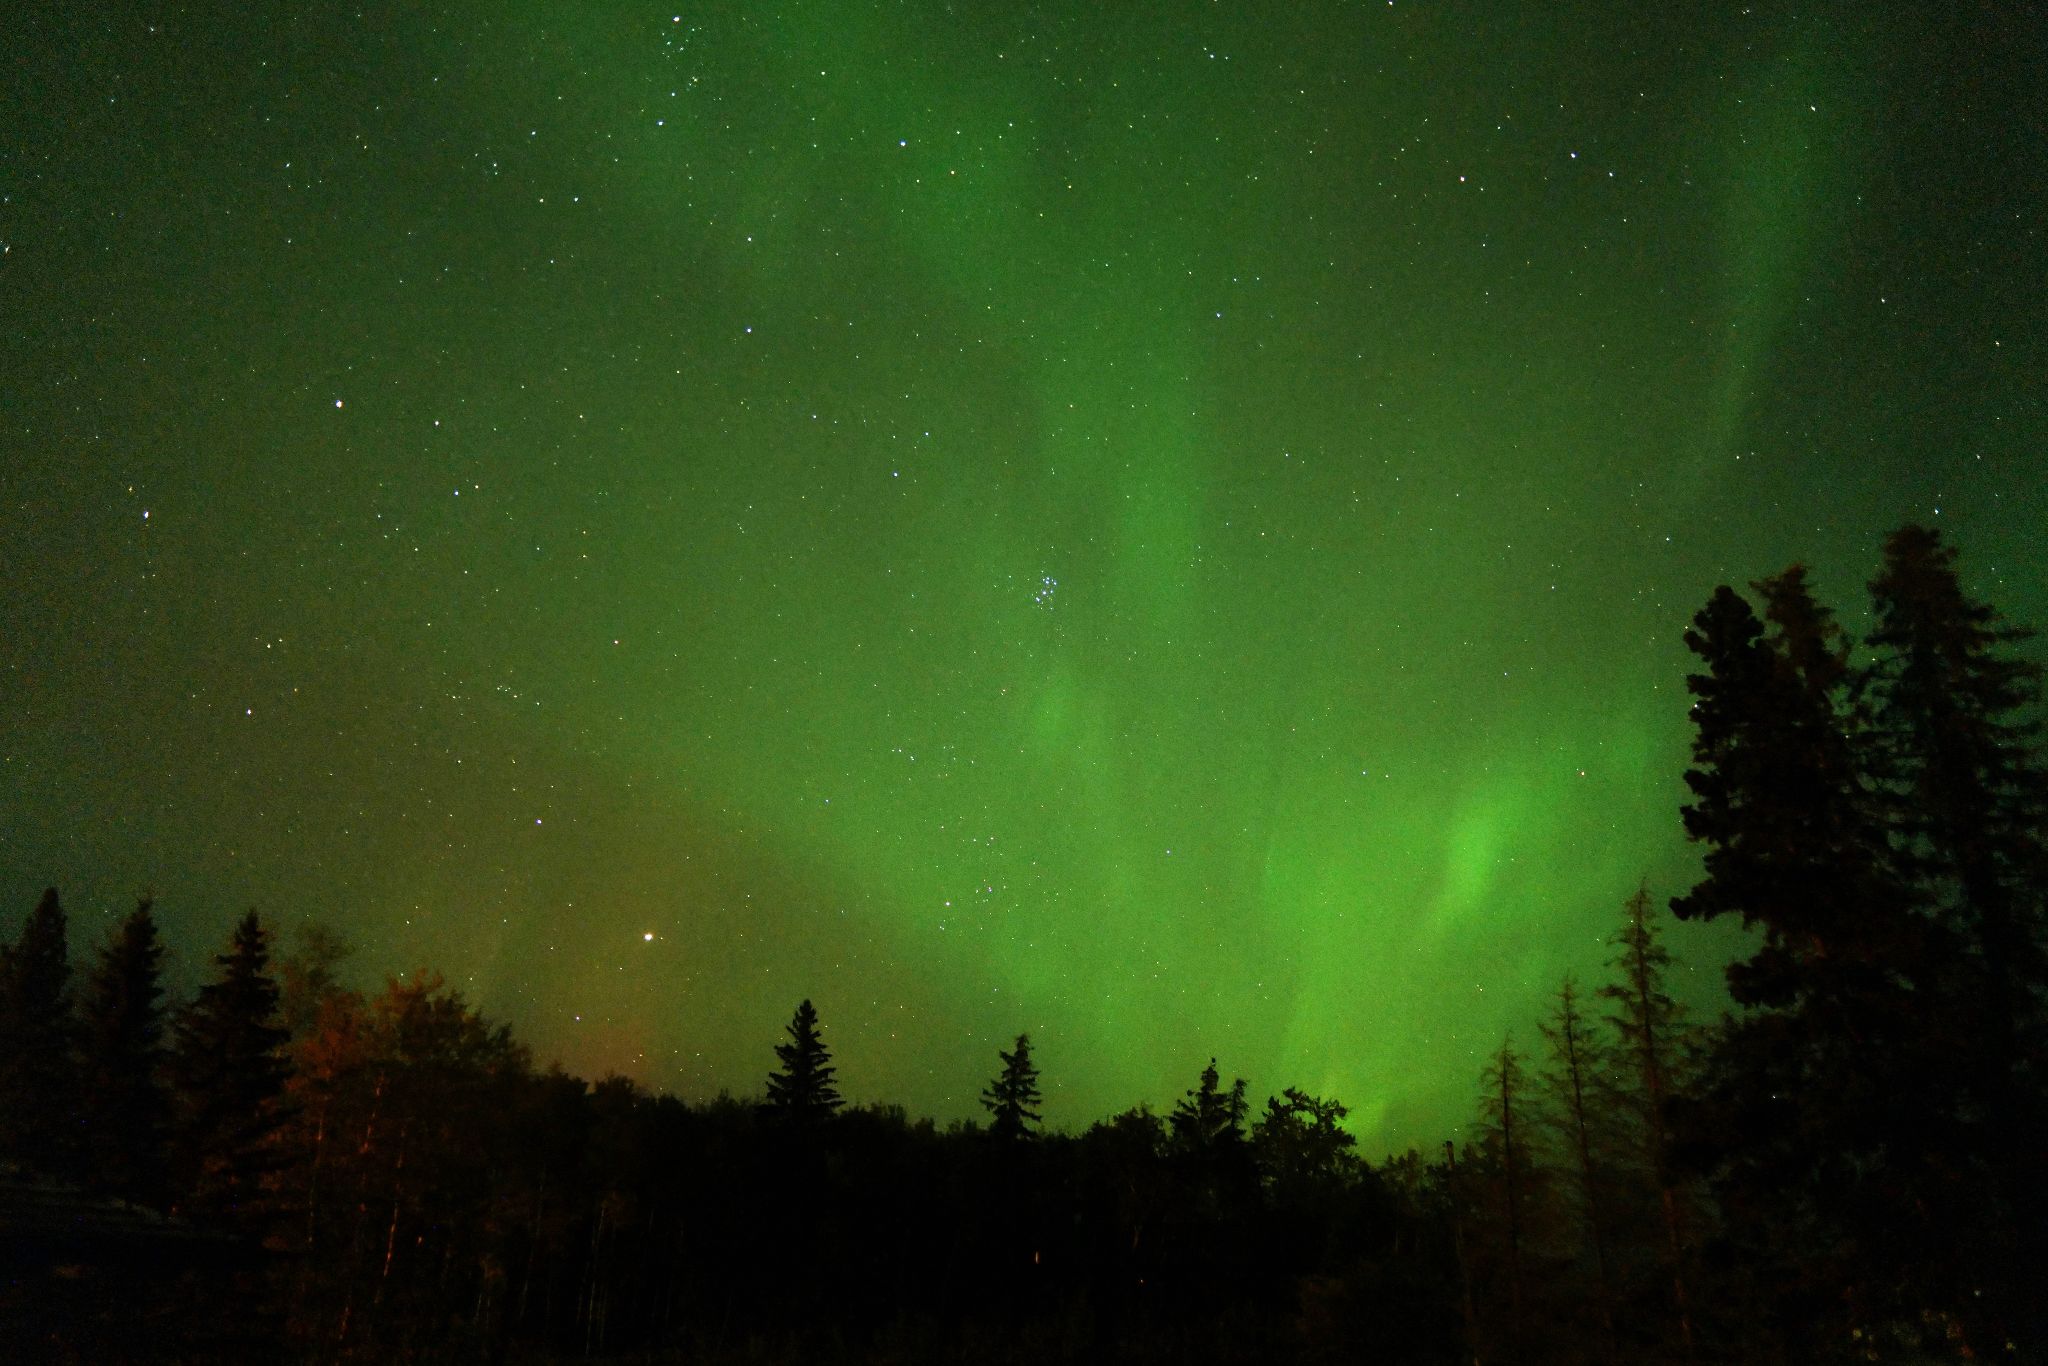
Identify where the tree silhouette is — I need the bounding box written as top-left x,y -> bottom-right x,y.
1866,526 -> 2046,1062
1170,1058 -> 1248,1154
1672,542 -> 2046,1358
80,898 -> 171,1205
1538,972 -> 1618,1362
1249,1087 -> 1357,1205
763,998 -> 841,1123
1673,576 -> 1908,1008
1863,525 -> 2048,1356
980,1032 -> 1042,1139
174,909 -> 290,1225
1475,1035 -> 1537,1363
279,971 -> 534,1355
1599,885 -> 1697,1359
0,887 -> 81,1175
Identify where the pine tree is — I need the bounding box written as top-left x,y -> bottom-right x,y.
1671,553 -> 2004,1355
763,998 -> 841,1124
1863,524 -> 2048,1355
174,909 -> 290,1225
1600,886 -> 1697,1362
80,898 -> 171,1205
1673,577 -> 1911,1008
1476,1036 -> 1537,1365
980,1032 -> 1042,1140
1538,973 -> 1618,1362
1865,525 -> 2047,1046
0,887 -> 81,1175
1169,1058 -> 1248,1154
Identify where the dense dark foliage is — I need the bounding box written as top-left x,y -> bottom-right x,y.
79,900 -> 170,1207
1671,527 -> 2046,1362
1,525 -> 2040,1364
0,889 -> 81,1176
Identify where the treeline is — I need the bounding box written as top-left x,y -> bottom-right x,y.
1,905 -> 1457,1364
0,523 -> 2040,1365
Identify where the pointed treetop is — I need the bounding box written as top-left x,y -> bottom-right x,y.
0,887 -> 81,1175
981,1032 -> 1043,1140
175,909 -> 290,1221
1171,1057 -> 1249,1152
764,997 -> 842,1123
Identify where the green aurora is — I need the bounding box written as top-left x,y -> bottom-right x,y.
4,1 -> 2042,1154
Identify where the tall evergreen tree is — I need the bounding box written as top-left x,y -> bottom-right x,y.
1475,1036 -> 1537,1365
1169,1058 -> 1248,1154
980,1032 -> 1042,1140
80,898 -> 171,1205
1672,555 -> 2004,1356
1865,525 -> 2047,1041
174,910 -> 290,1225
1863,524 -> 2048,1355
1673,576 -> 1912,1007
1600,886 -> 1697,1362
763,998 -> 841,1124
0,887 -> 81,1175
1538,973 -> 1618,1363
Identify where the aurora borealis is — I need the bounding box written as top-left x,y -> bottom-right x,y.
4,2 -> 2042,1154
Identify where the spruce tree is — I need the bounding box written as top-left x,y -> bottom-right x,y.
174,909 -> 290,1225
1863,524 -> 2048,1355
1600,886 -> 1696,1362
0,887 -> 81,1175
980,1032 -> 1042,1140
1865,525 -> 2047,1046
80,898 -> 171,1205
1476,1036 -> 1537,1363
1539,973 -> 1618,1362
1673,576 -> 1911,1007
1672,552 -> 2009,1355
763,998 -> 841,1124
1169,1058 -> 1248,1154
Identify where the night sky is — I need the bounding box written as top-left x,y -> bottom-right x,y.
4,2 -> 2043,1155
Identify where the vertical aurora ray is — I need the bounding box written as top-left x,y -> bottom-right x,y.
1707,10 -> 1875,459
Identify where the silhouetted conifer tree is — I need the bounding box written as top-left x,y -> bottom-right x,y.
1863,524 -> 2048,1355
1866,527 -> 2047,977
0,887 -> 81,1174
1674,575 -> 1909,1007
1598,887 -> 1700,1361
174,909 -> 290,1225
1674,549 -> 2024,1357
763,998 -> 840,1123
79,898 -> 171,1204
1476,1036 -> 1537,1364
980,1032 -> 1042,1139
1538,973 -> 1619,1362
1169,1058 -> 1248,1154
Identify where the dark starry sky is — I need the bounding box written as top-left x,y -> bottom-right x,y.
3,0 -> 2042,1153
